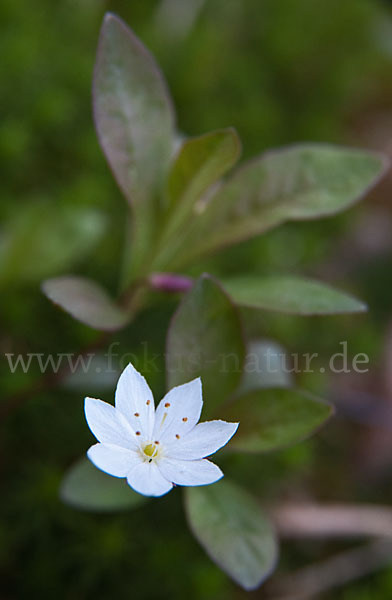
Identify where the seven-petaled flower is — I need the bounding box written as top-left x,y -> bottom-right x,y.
84,363 -> 239,497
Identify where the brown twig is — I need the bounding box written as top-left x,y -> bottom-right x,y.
266,538 -> 392,600
264,503 -> 392,599
271,503 -> 392,539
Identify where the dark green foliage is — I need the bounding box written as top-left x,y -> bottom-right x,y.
2,0 -> 392,598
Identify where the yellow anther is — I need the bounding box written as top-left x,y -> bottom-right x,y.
143,443 -> 159,459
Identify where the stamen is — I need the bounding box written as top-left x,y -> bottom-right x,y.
146,400 -> 151,405
165,402 -> 170,407
182,417 -> 188,422
134,412 -> 140,417
175,434 -> 180,439
136,431 -> 141,436
154,441 -> 160,444
160,412 -> 168,428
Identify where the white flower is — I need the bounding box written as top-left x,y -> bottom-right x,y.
84,363 -> 239,497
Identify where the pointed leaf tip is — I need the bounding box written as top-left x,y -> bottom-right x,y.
179,144 -> 389,262
222,276 -> 367,315
94,11 -> 175,205
185,480 -> 278,589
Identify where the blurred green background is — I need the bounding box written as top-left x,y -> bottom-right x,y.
2,0 -> 392,598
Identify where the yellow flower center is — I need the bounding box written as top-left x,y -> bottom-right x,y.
143,443 -> 159,461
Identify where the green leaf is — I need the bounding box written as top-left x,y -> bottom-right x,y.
93,13 -> 174,205
0,201 -> 106,286
94,13 -> 176,281
237,340 -> 293,394
166,274 -> 245,415
177,144 -> 387,265
169,128 -> 241,209
222,275 -> 366,315
152,128 -> 241,271
42,276 -> 131,331
60,457 -> 145,512
166,128 -> 241,229
185,480 -> 278,590
225,388 -> 334,453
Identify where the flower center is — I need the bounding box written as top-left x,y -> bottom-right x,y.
143,443 -> 159,462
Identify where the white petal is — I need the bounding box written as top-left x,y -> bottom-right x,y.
165,420 -> 239,460
85,397 -> 138,450
115,363 -> 155,440
153,378 -> 202,442
158,457 -> 223,486
87,443 -> 141,477
126,461 -> 173,497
